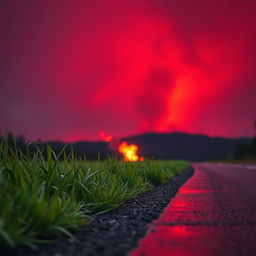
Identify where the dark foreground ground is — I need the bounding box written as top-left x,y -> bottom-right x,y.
6,167 -> 193,256
131,163 -> 256,256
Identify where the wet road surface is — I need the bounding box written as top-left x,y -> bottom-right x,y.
130,163 -> 256,256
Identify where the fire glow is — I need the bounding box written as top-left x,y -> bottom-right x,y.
118,142 -> 144,162
99,132 -> 113,142
0,1 -> 255,141
99,132 -> 144,162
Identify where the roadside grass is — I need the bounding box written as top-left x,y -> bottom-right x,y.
0,139 -> 189,249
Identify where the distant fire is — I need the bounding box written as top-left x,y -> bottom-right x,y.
118,141 -> 144,162
99,132 -> 144,161
99,132 -> 113,142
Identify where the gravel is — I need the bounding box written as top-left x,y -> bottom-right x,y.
6,166 -> 194,256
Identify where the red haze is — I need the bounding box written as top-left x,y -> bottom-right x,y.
99,132 -> 113,143
0,0 -> 255,141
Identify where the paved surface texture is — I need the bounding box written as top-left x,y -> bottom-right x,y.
130,163 -> 256,256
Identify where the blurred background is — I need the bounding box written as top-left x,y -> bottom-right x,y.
1,0 -> 256,161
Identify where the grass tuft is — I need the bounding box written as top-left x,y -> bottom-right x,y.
0,138 -> 188,248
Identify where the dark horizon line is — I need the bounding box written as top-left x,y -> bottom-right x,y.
1,130 -> 253,144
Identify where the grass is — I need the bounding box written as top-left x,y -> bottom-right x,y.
0,139 -> 189,249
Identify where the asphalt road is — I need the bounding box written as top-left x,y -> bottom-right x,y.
130,163 -> 256,256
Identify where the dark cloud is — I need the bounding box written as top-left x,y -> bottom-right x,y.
0,0 -> 255,141
136,67 -> 174,127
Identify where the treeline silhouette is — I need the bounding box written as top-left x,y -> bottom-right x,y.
236,138 -> 256,159
122,132 -> 252,161
0,132 -> 113,160
235,121 -> 256,159
0,131 -> 254,161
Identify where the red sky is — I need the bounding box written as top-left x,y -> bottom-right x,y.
0,0 -> 256,141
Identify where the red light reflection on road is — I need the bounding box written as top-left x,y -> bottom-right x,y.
168,226 -> 191,237
130,164 -> 256,256
131,225 -> 196,256
130,167 -> 215,256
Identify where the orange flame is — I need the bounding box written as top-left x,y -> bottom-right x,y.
99,132 -> 113,142
118,141 -> 144,162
